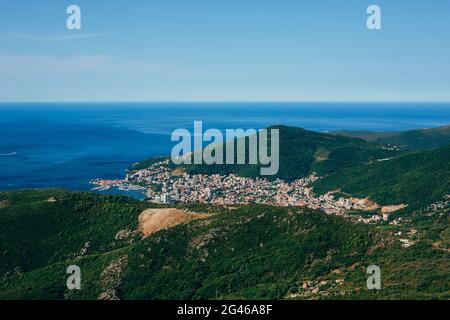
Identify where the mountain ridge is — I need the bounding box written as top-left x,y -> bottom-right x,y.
331,124 -> 450,151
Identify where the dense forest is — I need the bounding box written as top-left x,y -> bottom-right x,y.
312,145 -> 450,209
0,190 -> 448,300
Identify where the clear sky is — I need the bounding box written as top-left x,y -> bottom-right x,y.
1,0 -> 449,102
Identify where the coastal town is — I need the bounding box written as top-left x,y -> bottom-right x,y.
91,159 -> 403,225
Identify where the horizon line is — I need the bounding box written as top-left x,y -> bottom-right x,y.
1,100 -> 450,104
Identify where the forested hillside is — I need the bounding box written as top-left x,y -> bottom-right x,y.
312,145 -> 450,209
0,190 -> 448,300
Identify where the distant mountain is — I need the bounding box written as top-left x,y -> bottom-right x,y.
0,190 -> 448,300
312,145 -> 450,209
330,130 -> 397,142
133,126 -> 399,181
332,125 -> 450,151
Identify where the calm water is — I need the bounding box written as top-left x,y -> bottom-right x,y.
1,102 -> 450,197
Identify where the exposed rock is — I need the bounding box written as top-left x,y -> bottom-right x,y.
99,289 -> 120,300
0,200 -> 11,209
98,256 -> 128,300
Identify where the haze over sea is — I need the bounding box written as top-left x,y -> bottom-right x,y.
1,102 -> 450,197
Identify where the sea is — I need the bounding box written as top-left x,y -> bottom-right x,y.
1,102 -> 450,199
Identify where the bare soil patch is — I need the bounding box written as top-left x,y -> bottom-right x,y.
381,204 -> 408,213
172,168 -> 186,176
138,208 -> 212,238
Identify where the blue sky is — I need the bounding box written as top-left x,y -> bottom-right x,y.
0,0 -> 449,102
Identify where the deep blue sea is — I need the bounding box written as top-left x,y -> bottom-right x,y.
1,102 -> 450,198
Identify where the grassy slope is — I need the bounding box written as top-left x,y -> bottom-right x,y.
312,145 -> 450,209
0,190 -> 448,300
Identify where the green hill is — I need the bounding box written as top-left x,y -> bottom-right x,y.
332,125 -> 450,151
134,125 -> 399,181
375,125 -> 450,151
0,189 -> 147,276
312,145 -> 450,209
0,190 -> 448,300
